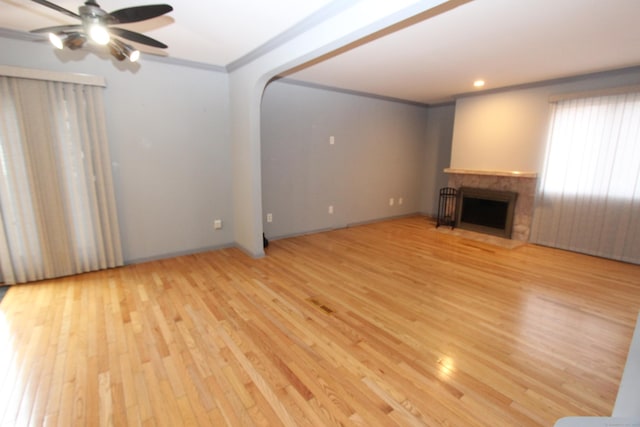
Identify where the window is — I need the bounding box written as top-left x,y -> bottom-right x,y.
0,74 -> 122,284
540,93 -> 640,198
531,90 -> 640,264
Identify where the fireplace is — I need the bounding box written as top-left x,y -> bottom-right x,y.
445,168 -> 537,241
455,187 -> 518,238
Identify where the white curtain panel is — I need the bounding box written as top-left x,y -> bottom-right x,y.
0,76 -> 123,285
531,91 -> 640,264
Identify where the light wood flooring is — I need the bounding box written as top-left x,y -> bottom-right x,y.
1,216 -> 639,426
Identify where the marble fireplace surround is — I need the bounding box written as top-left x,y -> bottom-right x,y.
445,168 -> 538,242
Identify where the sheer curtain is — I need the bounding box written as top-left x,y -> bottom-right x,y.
0,74 -> 123,285
530,90 -> 640,264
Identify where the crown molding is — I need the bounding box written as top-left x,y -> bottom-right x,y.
455,65 -> 640,100
273,77 -> 431,108
226,0 -> 356,72
143,54 -> 226,73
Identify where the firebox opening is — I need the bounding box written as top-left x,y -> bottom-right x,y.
460,198 -> 508,230
455,187 -> 517,238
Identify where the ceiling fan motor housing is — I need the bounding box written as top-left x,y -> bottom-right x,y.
79,2 -> 109,26
79,3 -> 107,18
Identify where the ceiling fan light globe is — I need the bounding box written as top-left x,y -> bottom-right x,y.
89,24 -> 110,45
129,49 -> 140,62
49,33 -> 64,49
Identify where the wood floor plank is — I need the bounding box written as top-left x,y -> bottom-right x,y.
1,216 -> 639,426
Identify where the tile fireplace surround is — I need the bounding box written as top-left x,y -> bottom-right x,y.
445,168 -> 538,242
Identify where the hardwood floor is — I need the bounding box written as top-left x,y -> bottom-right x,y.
1,216 -> 639,427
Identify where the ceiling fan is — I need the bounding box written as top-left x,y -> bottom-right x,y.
29,0 -> 173,63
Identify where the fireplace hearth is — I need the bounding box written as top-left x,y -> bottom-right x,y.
455,187 -> 517,238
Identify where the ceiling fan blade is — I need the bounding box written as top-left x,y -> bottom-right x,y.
110,28 -> 168,48
109,4 -> 173,24
30,0 -> 80,20
31,24 -> 83,34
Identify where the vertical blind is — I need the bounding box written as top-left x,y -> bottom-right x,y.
0,75 -> 123,284
530,90 -> 640,264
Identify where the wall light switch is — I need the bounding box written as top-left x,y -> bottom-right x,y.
329,136 -> 335,145
328,205 -> 334,214
389,198 -> 394,206
214,219 -> 222,230
399,197 -> 403,205
266,213 -> 273,223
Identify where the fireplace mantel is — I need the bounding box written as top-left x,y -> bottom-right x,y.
444,168 -> 537,178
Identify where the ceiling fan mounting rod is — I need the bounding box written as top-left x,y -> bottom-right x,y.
79,3 -> 108,19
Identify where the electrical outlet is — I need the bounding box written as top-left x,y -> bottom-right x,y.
399,197 -> 403,205
214,219 -> 222,230
328,205 -> 334,214
389,198 -> 394,206
267,213 -> 273,223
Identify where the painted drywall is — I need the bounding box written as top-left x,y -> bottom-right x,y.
261,80 -> 429,239
419,103 -> 455,216
451,68 -> 640,173
1,0 -> 457,263
0,36 -> 234,263
228,0 -> 457,256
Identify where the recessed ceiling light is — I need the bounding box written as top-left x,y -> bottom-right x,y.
473,79 -> 485,88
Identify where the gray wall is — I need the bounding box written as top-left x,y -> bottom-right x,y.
419,104 -> 455,216
0,36 -> 234,263
261,80 -> 449,239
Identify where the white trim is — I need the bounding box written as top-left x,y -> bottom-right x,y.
0,65 -> 105,87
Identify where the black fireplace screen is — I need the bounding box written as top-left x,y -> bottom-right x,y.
460,198 -> 508,230
456,187 -> 517,238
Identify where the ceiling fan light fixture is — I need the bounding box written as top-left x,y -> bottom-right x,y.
48,32 -> 86,50
30,0 -> 173,65
48,32 -> 65,49
65,32 -> 87,50
120,41 -> 140,62
109,38 -> 140,62
88,23 -> 110,45
128,48 -> 140,62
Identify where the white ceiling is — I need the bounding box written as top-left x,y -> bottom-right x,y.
0,0 -> 337,63
289,0 -> 640,103
1,0 -> 640,104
